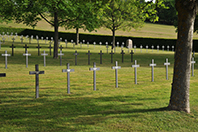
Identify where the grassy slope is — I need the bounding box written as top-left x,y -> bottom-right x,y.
2,21 -> 198,39
0,37 -> 198,131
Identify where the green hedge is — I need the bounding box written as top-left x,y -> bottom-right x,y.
0,27 -> 197,51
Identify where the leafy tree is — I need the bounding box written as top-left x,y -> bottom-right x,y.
168,0 -> 198,113
4,0 -> 108,58
102,0 -> 165,48
64,1 -> 105,45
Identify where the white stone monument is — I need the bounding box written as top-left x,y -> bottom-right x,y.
126,39 -> 133,49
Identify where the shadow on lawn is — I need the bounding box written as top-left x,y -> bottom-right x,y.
1,94 -> 170,131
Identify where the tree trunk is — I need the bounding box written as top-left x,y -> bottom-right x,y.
112,28 -> 115,49
76,28 -> 79,45
53,11 -> 59,59
168,0 -> 198,113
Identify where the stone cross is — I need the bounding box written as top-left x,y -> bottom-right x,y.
10,44 -> 16,56
120,50 -> 125,63
106,42 -> 109,53
59,45 -> 64,51
140,45 -> 142,53
157,45 -> 159,52
112,61 -> 121,88
149,59 -> 157,82
71,40 -> 75,49
191,57 -> 196,76
89,62 -> 100,91
36,44 -> 41,56
2,50 -> 11,69
172,46 -> 174,51
23,51 -> 31,68
146,45 -> 148,52
117,42 -> 119,47
130,50 -> 134,62
12,37 -> 15,44
80,42 -> 82,48
0,73 -> 6,77
93,42 -> 96,48
21,37 -> 24,44
134,45 -> 136,53
87,42 -> 89,48
99,42 -> 102,48
73,51 -> 79,65
29,64 -> 44,98
65,39 -> 67,48
132,60 -> 140,84
23,44 -> 29,53
41,50 -> 48,67
167,45 -> 169,51
151,45 -> 154,52
48,43 -> 53,56
164,58 -> 170,80
62,63 -> 74,94
109,50 -> 114,63
162,45 -> 164,51
98,50 -> 104,64
86,50 -> 92,65
58,50 -> 64,66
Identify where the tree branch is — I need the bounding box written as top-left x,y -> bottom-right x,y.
39,13 -> 54,26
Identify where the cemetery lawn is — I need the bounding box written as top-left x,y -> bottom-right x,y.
0,39 -> 198,132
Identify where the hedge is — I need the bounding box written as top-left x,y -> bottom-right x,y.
0,27 -> 197,51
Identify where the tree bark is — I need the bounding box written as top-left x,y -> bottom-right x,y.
168,0 -> 198,113
76,28 -> 79,45
112,27 -> 115,49
53,11 -> 59,59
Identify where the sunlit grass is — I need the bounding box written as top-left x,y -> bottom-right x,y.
0,38 -> 198,131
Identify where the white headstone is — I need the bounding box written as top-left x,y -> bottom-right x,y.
126,39 -> 133,49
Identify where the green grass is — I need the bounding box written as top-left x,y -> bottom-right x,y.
0,37 -> 198,132
2,20 -> 198,39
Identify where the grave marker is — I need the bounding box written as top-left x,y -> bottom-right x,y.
86,50 -> 92,65
20,37 -> 24,44
98,50 -> 104,64
130,50 -> 134,62
87,42 -> 89,48
140,45 -> 142,53
151,45 -> 154,52
2,50 -> 10,69
164,58 -> 170,80
172,46 -> 174,51
93,42 -> 96,48
112,61 -> 121,88
58,50 -> 64,66
73,51 -> 79,65
36,44 -> 41,56
106,42 -> 109,53
134,45 -> 136,53
157,45 -> 159,52
109,50 -> 114,63
23,51 -> 31,68
126,39 -> 133,49
99,42 -> 102,48
65,39 -> 67,48
29,64 -> 44,98
12,37 -> 15,44
120,50 -> 125,63
23,44 -> 29,53
117,42 -> 119,47
167,45 -> 169,51
89,62 -> 100,91
132,60 -> 140,84
62,63 -> 74,94
9,44 -> 16,56
80,42 -> 82,48
59,45 -> 63,51
191,57 -> 196,76
149,59 -> 156,82
41,50 -> 48,67
48,43 -> 53,56
162,45 -> 164,51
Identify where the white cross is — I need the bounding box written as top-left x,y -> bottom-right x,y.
2,50 -> 11,69
164,58 -> 170,80
41,50 -> 48,67
132,60 -> 140,84
23,51 -> 31,68
149,59 -> 156,82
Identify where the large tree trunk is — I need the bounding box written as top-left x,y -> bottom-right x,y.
53,11 -> 59,59
168,0 -> 198,113
76,28 -> 79,45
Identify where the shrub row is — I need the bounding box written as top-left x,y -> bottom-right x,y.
0,27 -> 197,51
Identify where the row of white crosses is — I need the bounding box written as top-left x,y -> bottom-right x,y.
133,45 -> 175,53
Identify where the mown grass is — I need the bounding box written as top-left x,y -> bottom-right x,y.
2,20 -> 198,39
0,37 -> 198,132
